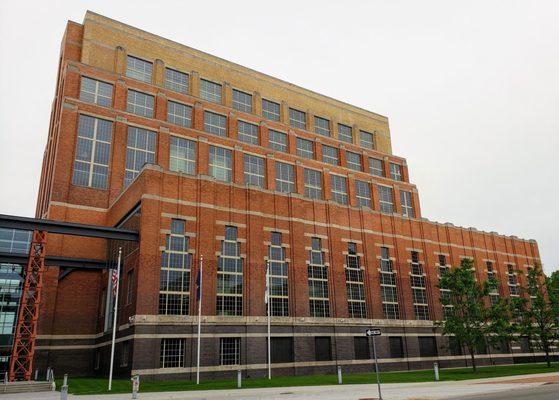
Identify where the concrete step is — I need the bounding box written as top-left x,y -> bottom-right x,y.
1,381 -> 54,394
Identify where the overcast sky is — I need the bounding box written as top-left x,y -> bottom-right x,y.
0,1 -> 557,273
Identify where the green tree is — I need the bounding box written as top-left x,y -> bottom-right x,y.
437,258 -> 511,372
513,264 -> 559,367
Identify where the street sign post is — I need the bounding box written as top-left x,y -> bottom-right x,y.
366,328 -> 382,400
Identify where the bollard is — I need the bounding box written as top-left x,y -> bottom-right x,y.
60,374 -> 68,400
49,369 -> 56,391
34,369 -> 39,381
131,375 -> 140,399
3,372 -> 7,385
434,362 -> 439,381
237,369 -> 242,389
46,367 -> 51,381
337,366 -> 342,384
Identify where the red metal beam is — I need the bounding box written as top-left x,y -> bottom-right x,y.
8,230 -> 46,381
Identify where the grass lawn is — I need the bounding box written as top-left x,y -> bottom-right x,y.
58,362 -> 559,395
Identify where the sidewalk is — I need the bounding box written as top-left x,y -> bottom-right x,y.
3,372 -> 558,400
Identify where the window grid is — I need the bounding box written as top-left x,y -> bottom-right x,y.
124,127 -> 156,187
262,99 -> 280,121
410,251 -> 429,320
314,116 -> 330,136
322,145 -> 339,165
126,270 -> 134,305
400,191 -> 415,217
220,338 -> 241,365
360,130 -> 374,149
159,219 -> 191,315
200,79 -> 222,103
369,158 -> 384,177
237,120 -> 259,145
232,89 -> 253,113
72,115 -> 113,189
244,154 -> 265,188
268,130 -> 288,153
355,180 -> 372,208
330,175 -> 348,205
346,151 -> 362,171
160,338 -> 185,368
126,89 -> 154,118
126,56 -> 153,83
165,68 -> 189,94
345,243 -> 366,318
296,137 -> 314,159
308,238 -> 330,317
487,261 -> 500,305
378,186 -> 394,214
167,101 -> 192,128
390,163 -> 403,181
380,246 -> 400,319
169,136 -> 196,175
204,111 -> 227,136
338,124 -> 353,143
217,226 -> 243,316
289,108 -> 306,129
275,162 -> 295,193
80,76 -> 113,107
209,146 -> 232,182
268,232 -> 289,316
438,255 -> 453,317
506,264 -> 519,296
304,169 -> 322,199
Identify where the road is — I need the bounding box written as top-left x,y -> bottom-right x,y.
448,383 -> 559,400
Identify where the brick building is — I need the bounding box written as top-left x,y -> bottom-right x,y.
28,11 -> 543,379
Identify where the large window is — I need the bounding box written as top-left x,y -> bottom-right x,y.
289,108 -> 306,129
165,68 -> 189,94
369,157 -> 384,177
346,151 -> 362,171
507,264 -> 519,296
160,338 -> 185,368
275,161 -> 295,193
200,78 -> 222,103
237,120 -> 259,145
487,261 -> 499,305
314,116 -> 330,136
124,127 -> 156,187
338,124 -> 353,143
308,238 -> 330,317
262,99 -> 280,121
72,115 -> 113,189
330,175 -> 348,205
296,137 -> 314,159
232,89 -> 252,113
345,242 -> 366,318
439,255 -> 453,317
418,337 -> 437,357
389,337 -> 404,358
244,154 -> 265,188
304,169 -> 322,199
204,111 -> 227,136
220,337 -> 241,365
126,55 -> 152,83
159,219 -> 191,315
378,186 -> 394,214
80,77 -> 113,107
209,146 -> 232,182
354,337 -> 370,359
167,101 -> 192,128
400,191 -> 414,217
315,337 -> 332,361
169,136 -> 196,175
360,130 -> 374,149
217,226 -> 243,315
380,246 -> 400,319
322,145 -> 339,165
410,251 -> 429,320
268,130 -> 288,153
127,89 -> 154,118
355,180 -> 372,208
270,337 -> 293,363
390,163 -> 402,181
268,232 -> 289,316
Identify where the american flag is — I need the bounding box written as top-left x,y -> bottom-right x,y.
111,268 -> 119,297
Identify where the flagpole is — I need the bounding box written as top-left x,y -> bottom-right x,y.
266,260 -> 271,380
196,255 -> 203,385
108,247 -> 122,391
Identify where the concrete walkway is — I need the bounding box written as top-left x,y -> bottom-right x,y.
2,372 -> 558,400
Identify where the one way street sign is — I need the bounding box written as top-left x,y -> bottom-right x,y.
365,328 -> 381,337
